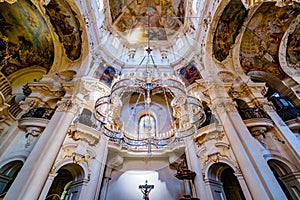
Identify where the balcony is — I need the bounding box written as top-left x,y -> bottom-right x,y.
238,108 -> 270,120
21,107 -> 55,120
238,108 -> 273,133
276,107 -> 300,122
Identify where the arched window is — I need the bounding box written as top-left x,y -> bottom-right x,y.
138,115 -> 156,139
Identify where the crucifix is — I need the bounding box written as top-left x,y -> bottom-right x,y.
138,180 -> 154,200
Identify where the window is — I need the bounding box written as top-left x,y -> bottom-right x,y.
138,115 -> 156,139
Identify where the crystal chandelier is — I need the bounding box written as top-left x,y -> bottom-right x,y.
94,1 -> 206,152
94,48 -> 206,152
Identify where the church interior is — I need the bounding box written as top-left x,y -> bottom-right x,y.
0,0 -> 299,199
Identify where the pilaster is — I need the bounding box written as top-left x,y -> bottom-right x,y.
261,101 -> 300,157
213,99 -> 287,199
4,77 -> 85,200
83,136 -> 109,200
185,139 -> 209,200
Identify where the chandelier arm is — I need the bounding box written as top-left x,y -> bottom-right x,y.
149,54 -> 161,76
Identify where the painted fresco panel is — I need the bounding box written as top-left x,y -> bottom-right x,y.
100,66 -> 117,87
240,2 -> 299,79
45,0 -> 82,61
111,0 -> 185,42
0,0 -> 54,76
213,0 -> 247,61
179,61 -> 202,85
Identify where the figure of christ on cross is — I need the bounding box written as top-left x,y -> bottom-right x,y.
139,180 -> 154,200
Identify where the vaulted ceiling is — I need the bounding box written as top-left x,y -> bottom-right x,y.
0,0 -> 299,109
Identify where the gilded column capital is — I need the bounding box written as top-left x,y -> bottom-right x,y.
225,101 -> 238,112
261,101 -> 276,112
56,99 -> 81,115
212,102 -> 226,115
212,101 -> 238,115
228,82 -> 251,99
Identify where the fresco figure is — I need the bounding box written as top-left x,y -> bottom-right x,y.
179,61 -> 202,85
100,66 -> 117,86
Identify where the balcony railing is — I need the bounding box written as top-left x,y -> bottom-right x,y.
238,108 -> 270,120
276,107 -> 300,122
21,107 -> 55,120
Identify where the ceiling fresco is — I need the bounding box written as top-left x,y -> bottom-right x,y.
44,0 -> 82,61
0,0 -> 54,77
213,0 -> 248,62
109,0 -> 185,43
240,2 -> 300,79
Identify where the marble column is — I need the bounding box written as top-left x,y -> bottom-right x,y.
83,136 -> 109,200
217,101 -> 287,199
185,139 -> 209,200
4,100 -> 79,200
99,167 -> 113,200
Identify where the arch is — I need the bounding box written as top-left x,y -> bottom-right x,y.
0,160 -> 23,197
206,162 -> 246,200
46,163 -> 85,200
268,159 -> 292,176
249,71 -> 299,106
278,14 -> 300,83
204,157 -> 239,179
248,71 -> 288,94
264,154 -> 298,172
51,155 -> 90,182
267,159 -> 299,200
206,160 -> 238,181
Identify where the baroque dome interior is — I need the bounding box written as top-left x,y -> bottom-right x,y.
0,0 -> 299,200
